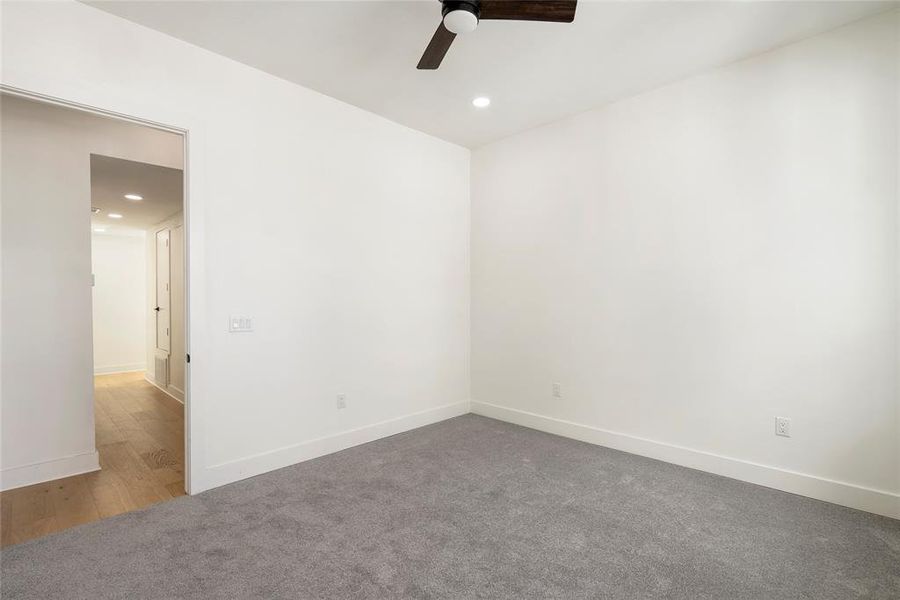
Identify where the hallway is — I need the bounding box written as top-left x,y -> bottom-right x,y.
1,373 -> 185,547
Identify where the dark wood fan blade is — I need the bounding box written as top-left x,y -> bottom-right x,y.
417,22 -> 457,69
479,0 -> 577,22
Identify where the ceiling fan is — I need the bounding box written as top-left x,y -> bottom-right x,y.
417,0 -> 577,70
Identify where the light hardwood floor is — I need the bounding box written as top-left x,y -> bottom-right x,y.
0,372 -> 185,547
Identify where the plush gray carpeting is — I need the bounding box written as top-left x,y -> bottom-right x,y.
2,414 -> 898,599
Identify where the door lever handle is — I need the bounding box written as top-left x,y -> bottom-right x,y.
154,306 -> 161,312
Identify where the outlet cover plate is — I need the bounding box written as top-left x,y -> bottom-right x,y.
775,417 -> 791,437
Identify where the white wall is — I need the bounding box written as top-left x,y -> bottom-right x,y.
170,224 -> 185,395
471,12 -> 900,518
0,95 -> 183,490
5,1 -> 893,519
92,231 -> 147,374
1,1 -> 470,493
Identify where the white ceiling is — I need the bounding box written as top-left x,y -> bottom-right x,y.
91,155 -> 183,234
87,0 -> 895,148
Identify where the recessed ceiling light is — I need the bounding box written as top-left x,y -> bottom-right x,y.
472,96 -> 491,108
124,194 -> 143,201
94,227 -> 106,233
108,213 -> 123,219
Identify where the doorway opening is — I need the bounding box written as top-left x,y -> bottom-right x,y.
91,154 -> 186,494
0,93 -> 188,546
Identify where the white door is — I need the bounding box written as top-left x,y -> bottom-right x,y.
156,229 -> 171,354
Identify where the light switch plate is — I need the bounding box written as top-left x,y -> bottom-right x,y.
229,315 -> 253,333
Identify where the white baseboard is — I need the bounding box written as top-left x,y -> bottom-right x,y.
200,401 -> 470,492
471,401 -> 900,520
1,450 -> 100,492
144,374 -> 184,404
94,363 -> 146,375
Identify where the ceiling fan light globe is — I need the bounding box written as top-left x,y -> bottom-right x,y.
443,9 -> 478,34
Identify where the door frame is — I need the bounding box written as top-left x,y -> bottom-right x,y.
1,84 -> 197,494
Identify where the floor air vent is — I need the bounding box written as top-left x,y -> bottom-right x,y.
154,354 -> 169,387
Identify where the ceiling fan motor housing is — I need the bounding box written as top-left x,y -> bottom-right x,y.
419,1 -> 577,69
442,1 -> 480,34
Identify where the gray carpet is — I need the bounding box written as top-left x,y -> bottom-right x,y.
2,415 -> 898,599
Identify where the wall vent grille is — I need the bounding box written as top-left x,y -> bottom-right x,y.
154,354 -> 169,387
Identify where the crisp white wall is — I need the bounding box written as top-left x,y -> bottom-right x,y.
1,1 -> 470,493
0,95 -> 183,490
6,1 -> 892,519
170,224 -> 185,395
92,231 -> 147,374
896,9 -> 900,503
472,13 -> 899,518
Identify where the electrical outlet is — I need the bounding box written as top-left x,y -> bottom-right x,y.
552,382 -> 562,399
336,394 -> 347,410
775,417 -> 791,437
